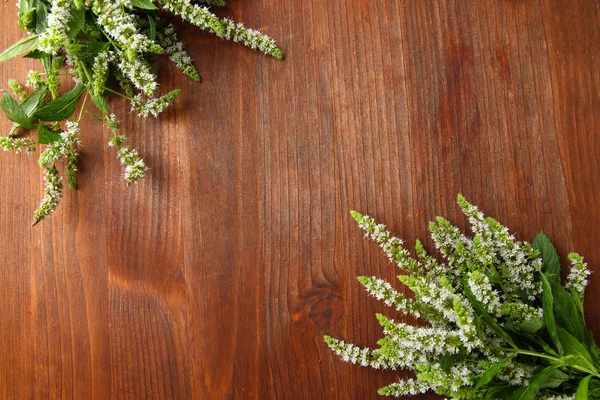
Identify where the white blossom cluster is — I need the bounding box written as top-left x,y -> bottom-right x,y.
466,270 -> 502,317
115,145 -> 148,186
323,337 -> 398,370
161,0 -> 225,37
132,89 -> 181,118
39,0 -> 72,54
26,70 -> 43,89
325,195 -> 593,398
117,52 -> 158,96
162,0 -> 283,59
33,166 -> 63,225
456,196 -> 543,301
566,253 -> 591,297
351,211 -> 418,274
92,51 -> 115,97
221,19 -> 282,59
94,0 -> 162,55
357,276 -> 429,319
0,136 -> 36,154
33,121 -> 80,225
105,115 -> 147,186
377,378 -> 431,397
157,23 -> 201,82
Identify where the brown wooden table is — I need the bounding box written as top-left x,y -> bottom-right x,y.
0,1 -> 599,398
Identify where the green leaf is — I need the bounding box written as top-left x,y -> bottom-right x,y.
33,84 -> 85,121
550,278 -> 586,342
533,232 -> 560,282
557,327 -> 596,371
541,369 -> 571,389
475,354 -> 516,389
508,364 -> 562,400
0,35 -> 39,63
575,376 -> 592,400
77,40 -> 110,64
21,85 -> 48,117
18,0 -> 36,31
0,92 -> 34,129
440,351 -> 468,374
24,49 -> 48,59
483,384 -> 513,400
91,93 -> 109,115
517,318 -> 544,334
148,15 -> 157,40
67,6 -> 85,38
86,112 -> 104,121
37,123 -> 61,144
9,84 -> 48,135
541,272 -> 563,355
130,0 -> 158,10
35,0 -> 48,34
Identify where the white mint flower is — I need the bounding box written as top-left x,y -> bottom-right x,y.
467,270 -> 502,316
117,145 -> 148,186
566,253 -> 591,297
377,378 -> 431,397
33,166 -> 63,225
94,0 -> 163,55
0,137 -> 36,154
26,70 -> 42,89
92,51 -> 115,96
157,23 -> 201,82
39,0 -> 72,54
117,52 -> 158,96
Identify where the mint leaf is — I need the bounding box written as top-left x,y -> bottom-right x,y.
67,6 -> 85,38
130,0 -> 158,10
557,327 -> 596,372
148,14 -> 157,40
541,369 -> 571,389
37,123 -> 61,144
475,354 -> 516,389
0,92 -> 34,129
575,376 -> 592,400
541,272 -> 563,355
35,0 -> 48,34
550,278 -> 586,342
77,40 -> 109,64
91,93 -> 109,115
0,35 -> 39,63
517,318 -> 544,334
533,232 -> 560,282
21,84 -> 48,117
508,364 -> 563,400
33,84 -> 85,121
9,84 -> 48,135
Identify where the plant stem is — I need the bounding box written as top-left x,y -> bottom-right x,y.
101,86 -> 132,101
77,92 -> 89,123
500,348 -> 600,378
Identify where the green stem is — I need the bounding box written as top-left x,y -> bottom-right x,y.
101,86 -> 132,101
77,92 -> 89,123
500,348 -> 600,378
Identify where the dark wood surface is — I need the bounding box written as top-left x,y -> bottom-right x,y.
1,0 -> 599,398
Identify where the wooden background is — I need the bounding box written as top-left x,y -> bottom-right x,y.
0,0 -> 599,398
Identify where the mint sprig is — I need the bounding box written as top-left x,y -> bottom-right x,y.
325,195 -> 598,399
0,0 -> 282,225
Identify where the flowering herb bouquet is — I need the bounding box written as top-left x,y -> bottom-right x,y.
0,0 -> 281,225
325,195 -> 598,399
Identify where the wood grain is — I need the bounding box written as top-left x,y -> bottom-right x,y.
0,0 -> 599,398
